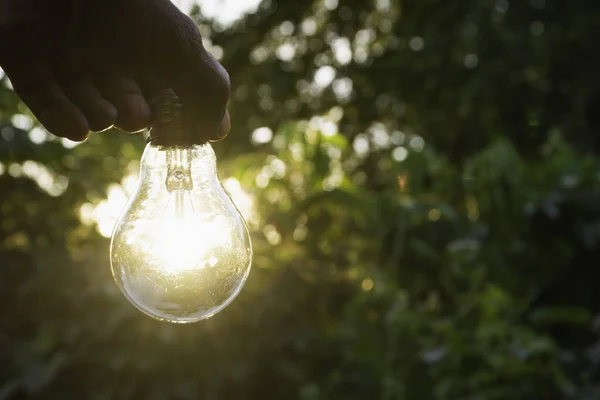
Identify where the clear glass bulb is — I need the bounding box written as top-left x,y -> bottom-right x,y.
110,142 -> 252,323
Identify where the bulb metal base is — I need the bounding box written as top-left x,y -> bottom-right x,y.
149,89 -> 204,146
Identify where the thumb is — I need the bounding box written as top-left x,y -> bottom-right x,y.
171,49 -> 231,142
153,5 -> 231,142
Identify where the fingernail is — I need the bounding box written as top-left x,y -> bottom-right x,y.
89,101 -> 117,132
67,132 -> 89,142
217,109 -> 231,139
42,107 -> 89,141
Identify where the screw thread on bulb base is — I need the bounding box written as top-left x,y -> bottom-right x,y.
149,89 -> 200,146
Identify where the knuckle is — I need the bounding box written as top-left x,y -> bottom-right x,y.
180,13 -> 199,33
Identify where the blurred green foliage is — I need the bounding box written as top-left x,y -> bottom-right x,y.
2,0 -> 600,398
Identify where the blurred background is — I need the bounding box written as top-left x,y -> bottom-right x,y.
2,0 -> 600,398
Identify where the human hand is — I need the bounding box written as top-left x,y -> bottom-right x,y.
0,0 -> 230,142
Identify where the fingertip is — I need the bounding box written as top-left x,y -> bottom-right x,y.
39,103 -> 90,141
89,100 -> 117,132
114,95 -> 151,133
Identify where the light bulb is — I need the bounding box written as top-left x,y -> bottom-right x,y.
110,90 -> 252,323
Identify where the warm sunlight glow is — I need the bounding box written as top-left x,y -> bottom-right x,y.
93,183 -> 130,238
17,160 -> 68,197
145,196 -> 233,273
87,174 -> 255,238
150,216 -> 231,273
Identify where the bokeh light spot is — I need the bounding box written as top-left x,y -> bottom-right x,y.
252,127 -> 273,144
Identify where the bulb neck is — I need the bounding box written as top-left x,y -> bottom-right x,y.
140,142 -> 218,183
165,148 -> 194,192
148,89 -> 206,146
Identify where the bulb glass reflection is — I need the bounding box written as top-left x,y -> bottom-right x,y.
110,143 -> 252,323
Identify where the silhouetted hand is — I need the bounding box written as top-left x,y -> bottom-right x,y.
0,0 -> 230,142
